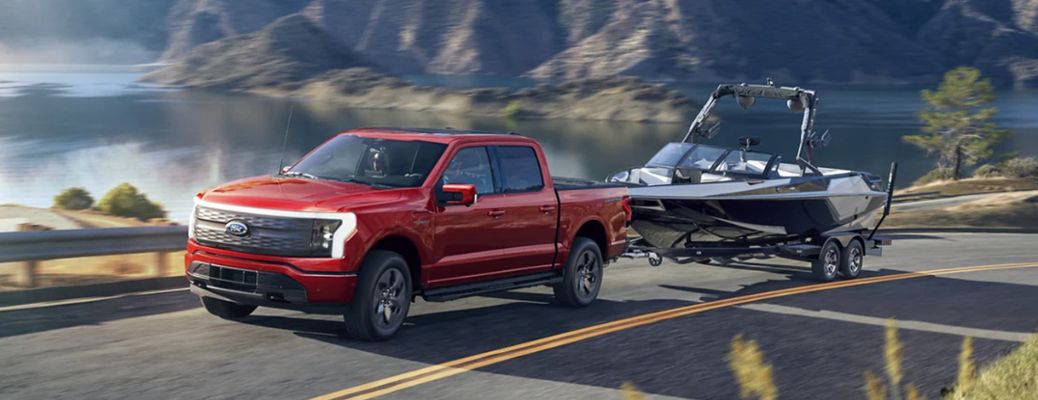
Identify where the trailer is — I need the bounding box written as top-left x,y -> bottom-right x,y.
621,163 -> 898,282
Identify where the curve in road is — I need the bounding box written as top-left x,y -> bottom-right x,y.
314,261 -> 1038,400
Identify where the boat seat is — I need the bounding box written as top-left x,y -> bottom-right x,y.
673,168 -> 702,184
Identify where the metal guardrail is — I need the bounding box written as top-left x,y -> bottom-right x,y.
0,226 -> 188,262
0,226 -> 188,288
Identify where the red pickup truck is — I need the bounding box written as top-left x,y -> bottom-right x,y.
186,128 -> 629,340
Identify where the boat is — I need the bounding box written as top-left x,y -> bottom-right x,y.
610,83 -> 891,249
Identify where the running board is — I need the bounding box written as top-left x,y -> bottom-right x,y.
422,272 -> 562,302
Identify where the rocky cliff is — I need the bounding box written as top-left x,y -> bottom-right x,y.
146,0 -> 1038,87
5,0 -> 1038,86
142,16 -> 693,122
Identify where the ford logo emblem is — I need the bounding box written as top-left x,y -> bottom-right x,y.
225,220 -> 249,237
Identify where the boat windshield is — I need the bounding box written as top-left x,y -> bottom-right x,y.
677,145 -> 729,170
713,149 -> 776,176
645,142 -> 779,178
646,143 -> 693,167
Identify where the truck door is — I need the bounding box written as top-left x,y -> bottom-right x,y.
428,146 -> 506,285
429,145 -> 558,286
487,145 -> 558,274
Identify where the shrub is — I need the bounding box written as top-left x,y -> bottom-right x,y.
52,187 -> 94,210
1002,156 -> 1038,178
912,167 -> 952,186
96,183 -> 166,221
501,100 -> 521,119
971,156 -> 1038,178
973,163 -> 1001,178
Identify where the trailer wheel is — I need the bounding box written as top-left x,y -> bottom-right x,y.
647,252 -> 663,267
839,239 -> 864,279
811,239 -> 841,282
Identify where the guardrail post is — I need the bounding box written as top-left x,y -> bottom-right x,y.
14,260 -> 39,288
151,251 -> 170,277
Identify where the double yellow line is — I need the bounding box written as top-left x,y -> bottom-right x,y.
313,261 -> 1038,400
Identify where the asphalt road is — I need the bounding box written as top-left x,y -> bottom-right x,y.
2,232 -> 1037,399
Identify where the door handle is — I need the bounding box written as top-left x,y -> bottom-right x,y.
539,205 -> 556,213
487,209 -> 506,217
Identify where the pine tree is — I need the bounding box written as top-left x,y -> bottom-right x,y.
904,67 -> 1008,181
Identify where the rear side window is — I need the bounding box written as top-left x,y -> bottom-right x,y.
442,147 -> 495,194
495,146 -> 544,193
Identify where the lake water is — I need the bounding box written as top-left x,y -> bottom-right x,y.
2,66 -> 1038,223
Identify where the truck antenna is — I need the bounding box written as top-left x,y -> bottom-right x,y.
276,105 -> 295,174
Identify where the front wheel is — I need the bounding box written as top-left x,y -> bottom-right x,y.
554,237 -> 604,307
811,239 -> 841,282
344,250 -> 412,341
201,297 -> 257,319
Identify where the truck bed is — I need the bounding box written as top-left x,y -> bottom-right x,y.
552,176 -> 627,191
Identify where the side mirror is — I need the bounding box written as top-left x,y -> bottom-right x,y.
439,184 -> 477,206
281,166 -> 291,174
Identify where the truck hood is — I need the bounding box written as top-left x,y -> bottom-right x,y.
198,175 -> 405,212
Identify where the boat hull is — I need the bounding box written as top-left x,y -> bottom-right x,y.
629,176 -> 886,248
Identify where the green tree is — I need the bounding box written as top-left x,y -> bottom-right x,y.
52,187 -> 94,210
904,67 -> 1009,181
96,183 -> 166,221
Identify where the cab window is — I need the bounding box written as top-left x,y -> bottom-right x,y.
441,147 -> 495,194
494,146 -> 544,193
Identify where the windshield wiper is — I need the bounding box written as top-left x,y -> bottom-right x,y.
339,177 -> 395,189
280,171 -> 320,180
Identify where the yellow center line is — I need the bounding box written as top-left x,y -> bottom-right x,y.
313,261 -> 1038,400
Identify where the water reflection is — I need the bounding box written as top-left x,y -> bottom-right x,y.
1,73 -> 1037,223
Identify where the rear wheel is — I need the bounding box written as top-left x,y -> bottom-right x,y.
201,297 -> 256,319
344,250 -> 412,341
839,239 -> 864,279
811,239 -> 841,282
554,238 -> 603,307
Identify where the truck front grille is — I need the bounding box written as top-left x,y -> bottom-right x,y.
193,206 -> 316,257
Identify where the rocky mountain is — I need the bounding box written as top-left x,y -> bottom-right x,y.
4,0 -> 1038,86
147,0 -> 1038,87
143,16 -> 694,122
157,0 -> 310,61
145,14 -> 369,89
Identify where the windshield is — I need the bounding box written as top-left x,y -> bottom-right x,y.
714,149 -> 777,176
287,135 -> 447,188
677,145 -> 729,170
646,143 -> 693,167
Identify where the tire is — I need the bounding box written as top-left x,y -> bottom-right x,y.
554,237 -> 604,307
344,250 -> 412,341
811,239 -> 841,282
201,297 -> 257,319
839,239 -> 864,279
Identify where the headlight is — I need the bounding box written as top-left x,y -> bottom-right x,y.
310,219 -> 342,256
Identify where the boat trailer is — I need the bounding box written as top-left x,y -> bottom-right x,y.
621,162 -> 898,282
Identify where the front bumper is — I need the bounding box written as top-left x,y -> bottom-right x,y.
185,240 -> 357,308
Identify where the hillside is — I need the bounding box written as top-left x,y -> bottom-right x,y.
143,15 -> 695,122
5,0 -> 1038,86
145,14 -> 370,89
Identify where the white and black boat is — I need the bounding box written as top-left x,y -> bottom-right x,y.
611,83 -> 893,250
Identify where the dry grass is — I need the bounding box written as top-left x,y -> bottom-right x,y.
728,334 -> 778,400
946,335 -> 1038,400
862,320 -> 928,400
886,191 -> 1038,229
0,251 -> 184,291
620,382 -> 647,400
897,177 -> 1038,197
